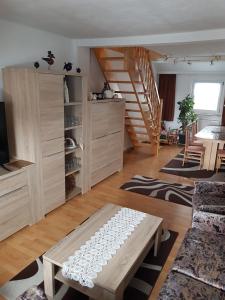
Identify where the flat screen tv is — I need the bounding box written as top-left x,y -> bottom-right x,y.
0,102 -> 9,165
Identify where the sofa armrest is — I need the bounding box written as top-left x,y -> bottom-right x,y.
192,211 -> 225,235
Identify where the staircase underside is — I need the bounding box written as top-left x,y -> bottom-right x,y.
94,47 -> 163,156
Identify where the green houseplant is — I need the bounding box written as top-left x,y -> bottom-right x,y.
177,94 -> 197,144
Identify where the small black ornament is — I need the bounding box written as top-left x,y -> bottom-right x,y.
34,61 -> 40,69
64,62 -> 73,72
76,67 -> 81,73
42,50 -> 55,69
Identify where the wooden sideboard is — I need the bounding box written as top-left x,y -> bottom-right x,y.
88,100 -> 125,187
0,161 -> 35,241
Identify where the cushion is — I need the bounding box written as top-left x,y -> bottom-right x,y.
172,228 -> 225,291
192,211 -> 225,234
158,271 -> 225,300
194,181 -> 225,195
192,194 -> 225,214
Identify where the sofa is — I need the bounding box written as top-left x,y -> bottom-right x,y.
158,181 -> 225,300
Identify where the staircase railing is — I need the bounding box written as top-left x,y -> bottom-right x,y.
124,47 -> 163,155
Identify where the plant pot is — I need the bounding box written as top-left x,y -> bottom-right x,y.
178,133 -> 185,145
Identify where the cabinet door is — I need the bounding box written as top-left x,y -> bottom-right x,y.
39,74 -> 64,141
91,102 -> 124,139
42,152 -> 65,214
91,132 -> 122,172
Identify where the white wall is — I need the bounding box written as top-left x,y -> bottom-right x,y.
0,18 -> 75,100
154,62 -> 225,130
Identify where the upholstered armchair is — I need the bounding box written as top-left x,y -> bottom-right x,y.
192,181 -> 225,234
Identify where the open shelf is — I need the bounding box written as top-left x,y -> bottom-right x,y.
65,147 -> 80,155
65,166 -> 81,177
64,74 -> 83,201
66,186 -> 81,200
64,125 -> 82,131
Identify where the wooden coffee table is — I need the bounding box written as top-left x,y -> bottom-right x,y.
43,204 -> 163,300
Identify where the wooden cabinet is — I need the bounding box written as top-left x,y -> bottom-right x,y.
3,67 -> 87,219
89,100 -> 125,187
0,163 -> 33,241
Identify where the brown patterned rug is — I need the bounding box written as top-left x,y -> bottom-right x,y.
160,151 -> 219,179
0,230 -> 177,300
121,175 -> 194,207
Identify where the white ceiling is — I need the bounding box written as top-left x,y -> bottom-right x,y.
149,40 -> 225,57
1,0 -> 225,38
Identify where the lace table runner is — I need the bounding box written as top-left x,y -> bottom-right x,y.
62,207 -> 146,288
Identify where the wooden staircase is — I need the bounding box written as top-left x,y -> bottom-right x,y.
93,47 -> 163,156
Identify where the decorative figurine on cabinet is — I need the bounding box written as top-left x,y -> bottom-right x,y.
42,51 -> 55,69
33,61 -> 40,69
64,62 -> 73,72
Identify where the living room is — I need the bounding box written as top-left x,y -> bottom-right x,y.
0,1 -> 225,299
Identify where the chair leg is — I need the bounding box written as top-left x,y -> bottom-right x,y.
216,156 -> 221,173
200,154 -> 204,170
182,152 -> 186,166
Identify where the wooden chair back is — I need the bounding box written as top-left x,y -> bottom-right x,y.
185,126 -> 192,149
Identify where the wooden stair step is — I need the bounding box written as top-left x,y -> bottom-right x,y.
115,91 -> 149,95
134,142 -> 151,147
125,116 -> 143,120
103,69 -> 128,73
99,57 -> 124,61
108,80 -> 142,84
125,124 -> 146,128
125,109 -> 141,112
125,100 -> 138,104
125,101 -> 149,105
127,129 -> 148,135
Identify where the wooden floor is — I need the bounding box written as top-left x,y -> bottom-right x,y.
0,145 -> 193,300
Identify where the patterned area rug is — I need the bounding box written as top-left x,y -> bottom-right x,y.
0,230 -> 177,300
160,150 -> 225,179
120,175 -> 194,207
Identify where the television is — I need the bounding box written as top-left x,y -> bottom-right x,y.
0,102 -> 9,165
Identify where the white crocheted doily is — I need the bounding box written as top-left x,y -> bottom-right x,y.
62,207 -> 146,288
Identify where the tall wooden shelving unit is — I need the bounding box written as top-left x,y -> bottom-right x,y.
3,67 -> 87,219
64,75 -> 85,200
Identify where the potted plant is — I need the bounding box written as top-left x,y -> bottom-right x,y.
177,94 -> 197,144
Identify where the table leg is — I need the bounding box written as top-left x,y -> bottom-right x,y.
154,224 -> 162,256
202,140 -> 213,170
209,141 -> 219,170
43,259 -> 55,300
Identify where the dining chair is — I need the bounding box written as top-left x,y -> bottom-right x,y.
190,119 -> 203,147
182,126 -> 205,169
216,149 -> 225,172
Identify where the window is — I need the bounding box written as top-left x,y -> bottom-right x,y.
193,82 -> 222,112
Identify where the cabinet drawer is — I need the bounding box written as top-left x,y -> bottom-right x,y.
91,102 -> 124,139
0,187 -> 29,223
39,74 -> 64,141
0,206 -> 30,241
42,138 -> 64,157
42,151 -> 65,214
91,159 -> 122,186
91,132 -> 123,172
0,171 -> 27,197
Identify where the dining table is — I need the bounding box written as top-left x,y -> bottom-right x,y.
195,125 -> 225,170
